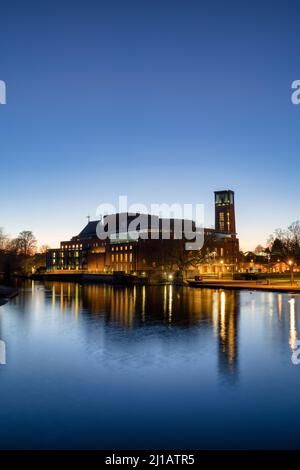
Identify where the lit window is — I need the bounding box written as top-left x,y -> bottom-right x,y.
219,212 -> 225,231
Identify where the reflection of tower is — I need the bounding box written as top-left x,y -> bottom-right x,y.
215,190 -> 236,235
217,290 -> 239,382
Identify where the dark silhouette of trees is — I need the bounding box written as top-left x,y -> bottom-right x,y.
12,231 -> 37,256
0,228 -> 45,282
268,221 -> 300,265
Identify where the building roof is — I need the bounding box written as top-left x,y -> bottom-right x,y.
74,213 -> 197,241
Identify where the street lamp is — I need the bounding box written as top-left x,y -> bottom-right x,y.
288,259 -> 294,286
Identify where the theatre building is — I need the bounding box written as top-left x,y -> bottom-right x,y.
46,190 -> 240,277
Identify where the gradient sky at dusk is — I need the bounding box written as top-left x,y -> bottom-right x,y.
0,0 -> 300,250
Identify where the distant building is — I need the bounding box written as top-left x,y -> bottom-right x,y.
240,251 -> 300,274
46,190 -> 240,277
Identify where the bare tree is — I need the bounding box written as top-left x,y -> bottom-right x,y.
162,233 -> 217,276
0,227 -> 9,251
13,231 -> 37,256
268,221 -> 300,265
254,244 -> 265,254
39,244 -> 50,254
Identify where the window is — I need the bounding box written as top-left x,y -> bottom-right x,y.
219,212 -> 225,231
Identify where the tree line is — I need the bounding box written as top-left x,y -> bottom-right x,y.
0,228 -> 48,280
246,221 -> 300,268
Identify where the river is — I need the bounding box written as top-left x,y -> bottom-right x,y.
0,281 -> 299,449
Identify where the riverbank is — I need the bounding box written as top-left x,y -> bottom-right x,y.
31,273 -> 300,292
188,279 -> 300,293
31,272 -> 175,286
0,285 -> 18,299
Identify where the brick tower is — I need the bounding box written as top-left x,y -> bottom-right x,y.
214,190 -> 236,235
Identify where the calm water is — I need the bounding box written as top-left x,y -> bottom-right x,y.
0,281 -> 299,449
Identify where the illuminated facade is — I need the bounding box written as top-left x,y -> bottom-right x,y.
46,190 -> 240,276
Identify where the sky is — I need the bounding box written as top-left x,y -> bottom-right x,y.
0,0 -> 300,251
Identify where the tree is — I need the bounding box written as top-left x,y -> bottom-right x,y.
254,244 -> 265,254
0,227 -> 9,251
39,244 -> 50,254
268,221 -> 300,265
13,231 -> 37,256
162,233 -> 217,277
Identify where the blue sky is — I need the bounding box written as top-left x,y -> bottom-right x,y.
0,0 -> 299,250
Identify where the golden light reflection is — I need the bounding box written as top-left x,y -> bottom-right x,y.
141,286 -> 146,322
74,283 -> 79,319
52,284 -> 56,308
163,285 -> 167,318
220,291 -> 226,341
212,291 -> 219,335
168,285 -> 173,323
277,294 -> 282,321
217,290 -> 238,374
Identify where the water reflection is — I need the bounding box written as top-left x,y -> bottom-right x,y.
218,290 -> 239,381
43,281 -> 241,380
289,297 -> 297,350
14,281 -> 300,385
1,282 -> 300,449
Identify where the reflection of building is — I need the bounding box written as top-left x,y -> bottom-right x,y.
46,190 -> 240,277
217,290 -> 239,381
46,281 -> 240,380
